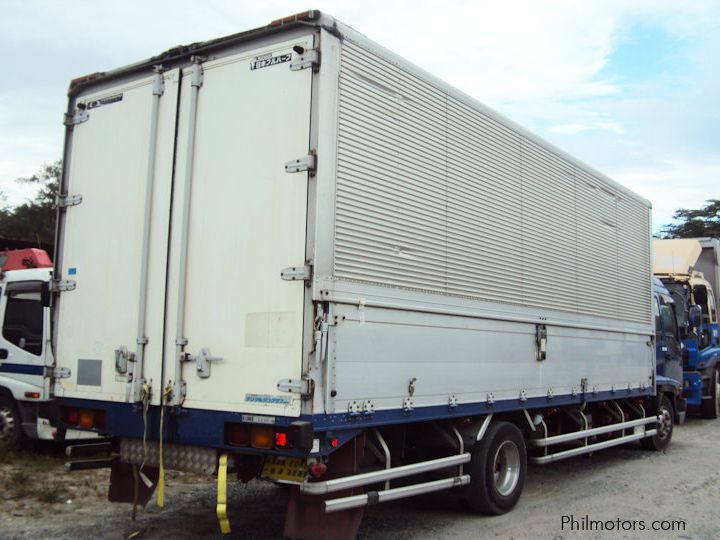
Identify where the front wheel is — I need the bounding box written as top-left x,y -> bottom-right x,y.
701,368 -> 720,419
641,394 -> 674,451
0,395 -> 23,451
465,421 -> 527,515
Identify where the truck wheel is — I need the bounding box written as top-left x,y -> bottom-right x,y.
701,369 -> 720,419
641,395 -> 674,451
465,421 -> 526,515
0,396 -> 22,451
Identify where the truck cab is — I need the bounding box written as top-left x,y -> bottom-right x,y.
654,239 -> 720,417
653,277 -> 686,423
0,249 -> 60,448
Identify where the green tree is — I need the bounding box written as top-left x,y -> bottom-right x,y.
0,160 -> 60,250
660,199 -> 720,239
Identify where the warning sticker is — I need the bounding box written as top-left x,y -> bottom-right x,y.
250,52 -> 292,71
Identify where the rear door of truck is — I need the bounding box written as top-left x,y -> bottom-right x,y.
163,35 -> 315,417
55,70 -> 181,405
55,34 -> 314,417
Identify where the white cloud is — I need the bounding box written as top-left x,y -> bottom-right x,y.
0,0 -> 718,234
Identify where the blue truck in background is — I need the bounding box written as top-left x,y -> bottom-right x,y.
654,238 -> 720,418
652,277 -> 686,438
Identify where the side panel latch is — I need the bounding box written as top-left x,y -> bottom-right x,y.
536,324 -> 548,361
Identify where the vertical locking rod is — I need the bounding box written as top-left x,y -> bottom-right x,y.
172,57 -> 204,406
131,66 -> 165,402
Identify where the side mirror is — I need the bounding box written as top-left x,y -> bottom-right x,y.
693,284 -> 708,306
689,305 -> 702,329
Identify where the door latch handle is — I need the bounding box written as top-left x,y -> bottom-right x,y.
0,348 -> 8,360
182,348 -> 222,379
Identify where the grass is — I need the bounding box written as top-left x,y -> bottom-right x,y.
37,484 -> 67,504
1,445 -> 69,503
5,470 -> 32,499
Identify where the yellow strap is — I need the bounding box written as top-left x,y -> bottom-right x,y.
216,453 -> 231,535
157,384 -> 172,508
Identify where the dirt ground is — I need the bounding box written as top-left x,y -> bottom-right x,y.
1,418 -> 719,540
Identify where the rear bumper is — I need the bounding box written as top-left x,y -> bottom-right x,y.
58,397 -> 331,458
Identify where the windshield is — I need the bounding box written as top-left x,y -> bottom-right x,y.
664,282 -> 689,330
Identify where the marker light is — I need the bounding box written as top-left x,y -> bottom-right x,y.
309,463 -> 327,478
251,426 -> 274,449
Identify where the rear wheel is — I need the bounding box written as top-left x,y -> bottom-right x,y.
641,395 -> 674,451
0,395 -> 22,451
465,421 -> 526,515
701,368 -> 720,419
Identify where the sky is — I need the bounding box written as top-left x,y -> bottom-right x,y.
0,0 -> 718,232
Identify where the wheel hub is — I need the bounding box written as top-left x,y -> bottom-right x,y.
0,405 -> 17,442
493,440 -> 521,496
657,407 -> 672,439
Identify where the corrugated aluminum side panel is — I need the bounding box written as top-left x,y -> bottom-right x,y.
333,40 -> 651,324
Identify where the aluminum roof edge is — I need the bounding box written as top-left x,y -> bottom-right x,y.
66,10 -> 650,210
67,10 -> 336,98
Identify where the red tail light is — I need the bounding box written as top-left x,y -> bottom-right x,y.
66,409 -> 79,424
275,431 -> 288,448
224,421 -> 313,451
64,407 -> 105,430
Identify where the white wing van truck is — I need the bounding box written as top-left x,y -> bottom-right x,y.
53,11 -> 677,538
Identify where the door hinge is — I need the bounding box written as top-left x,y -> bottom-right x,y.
290,48 -> 320,72
277,377 -> 314,399
285,151 -> 316,175
281,265 -> 312,282
64,110 -> 89,127
50,279 -> 76,292
56,193 -> 83,208
47,366 -> 71,379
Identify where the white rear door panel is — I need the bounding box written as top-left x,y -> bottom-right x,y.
56,71 -> 180,405
163,36 -> 314,416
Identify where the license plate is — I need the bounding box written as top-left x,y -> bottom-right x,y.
261,456 -> 307,483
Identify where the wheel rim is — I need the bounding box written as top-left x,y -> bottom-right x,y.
0,405 -> 17,443
493,440 -> 521,497
657,405 -> 672,440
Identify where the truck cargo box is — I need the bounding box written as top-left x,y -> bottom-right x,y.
53,11 -> 654,437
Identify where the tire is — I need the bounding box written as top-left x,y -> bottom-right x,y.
701,368 -> 720,419
465,421 -> 527,515
641,394 -> 674,451
0,395 -> 23,451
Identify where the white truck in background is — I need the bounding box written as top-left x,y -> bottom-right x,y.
0,248 -> 94,449
0,248 -> 58,448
